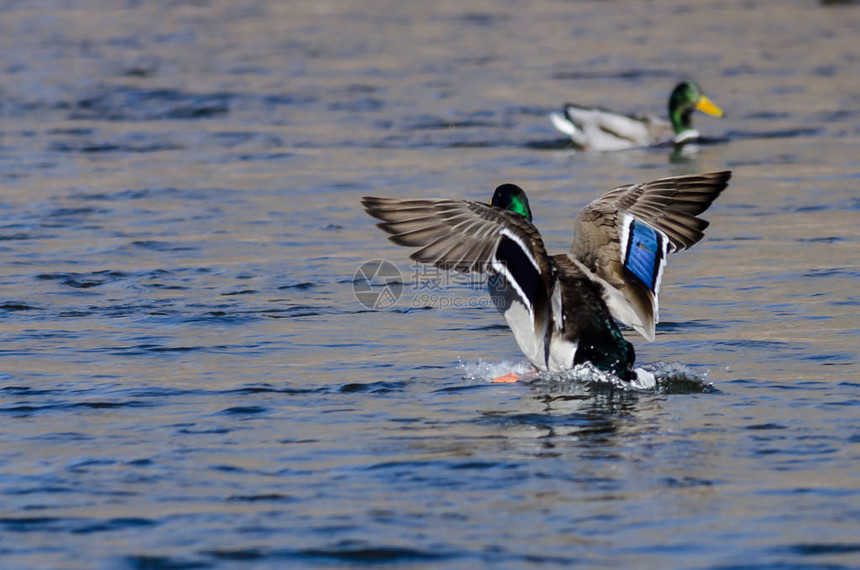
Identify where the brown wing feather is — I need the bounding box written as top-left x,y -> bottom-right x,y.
361,196 -> 551,275
571,171 -> 731,340
597,171 -> 731,251
362,195 -> 558,368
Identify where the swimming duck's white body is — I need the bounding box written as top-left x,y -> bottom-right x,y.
550,82 -> 723,151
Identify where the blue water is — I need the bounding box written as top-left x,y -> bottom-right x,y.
0,1 -> 859,568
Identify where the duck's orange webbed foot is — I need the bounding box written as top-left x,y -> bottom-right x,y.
491,369 -> 537,383
492,372 -> 521,383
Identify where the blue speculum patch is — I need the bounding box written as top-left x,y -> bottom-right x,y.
625,220 -> 661,291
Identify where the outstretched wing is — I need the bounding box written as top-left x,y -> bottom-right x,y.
570,171 -> 731,340
361,196 -> 555,311
362,196 -> 550,273
362,196 -> 558,369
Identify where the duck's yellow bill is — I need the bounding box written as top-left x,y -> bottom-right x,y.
696,95 -> 724,118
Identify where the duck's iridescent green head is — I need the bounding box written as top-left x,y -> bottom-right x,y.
491,184 -> 533,222
668,81 -> 724,136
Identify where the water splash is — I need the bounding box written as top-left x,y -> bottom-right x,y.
459,359 -> 712,394
638,362 -> 714,393
458,359 -> 535,383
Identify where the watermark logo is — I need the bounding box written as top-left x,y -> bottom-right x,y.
353,259 -> 507,310
353,259 -> 403,309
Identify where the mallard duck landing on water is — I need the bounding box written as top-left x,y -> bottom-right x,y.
362,171 -> 731,388
549,81 -> 725,151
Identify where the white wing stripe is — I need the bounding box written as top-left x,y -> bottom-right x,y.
491,258 -> 534,320
499,228 -> 540,272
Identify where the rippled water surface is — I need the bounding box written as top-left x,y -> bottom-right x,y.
1,1 -> 858,568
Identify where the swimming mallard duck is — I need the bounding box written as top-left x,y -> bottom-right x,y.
362,171 -> 731,387
549,81 -> 724,151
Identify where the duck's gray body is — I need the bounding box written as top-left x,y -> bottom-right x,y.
549,82 -> 724,151
550,105 -> 677,150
